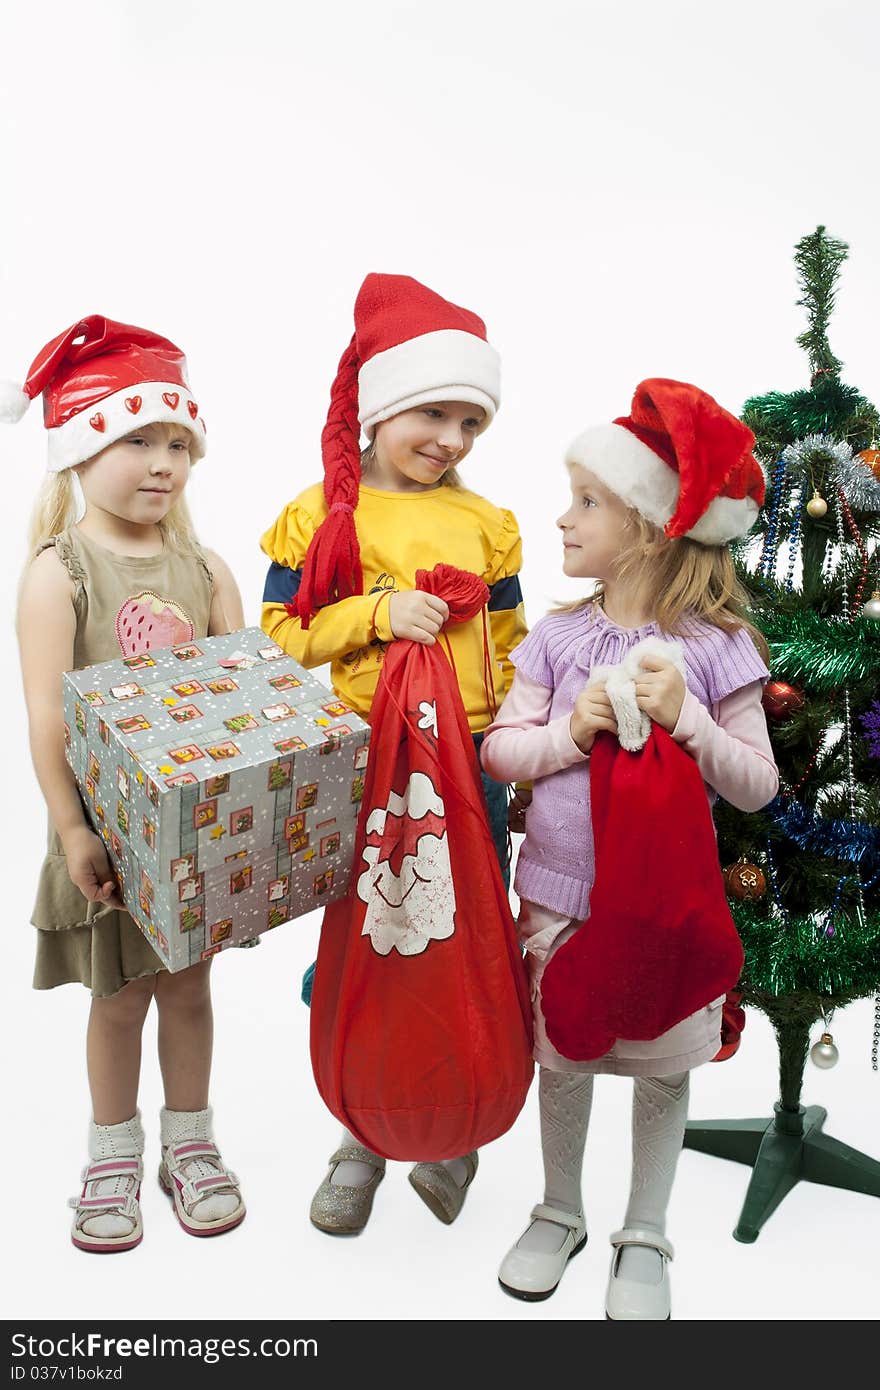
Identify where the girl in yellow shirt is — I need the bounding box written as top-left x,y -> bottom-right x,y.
260,273 -> 526,1237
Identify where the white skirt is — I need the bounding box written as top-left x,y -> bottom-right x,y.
519,900 -> 725,1078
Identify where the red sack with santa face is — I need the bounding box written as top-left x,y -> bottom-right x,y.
310,564 -> 534,1161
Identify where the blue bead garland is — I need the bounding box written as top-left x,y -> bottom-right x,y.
764,836 -> 790,923
820,871 -> 878,939
822,876 -> 848,937
757,457 -> 788,583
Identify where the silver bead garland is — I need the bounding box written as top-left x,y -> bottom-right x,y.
785,483 -> 808,591
833,492 -> 874,1066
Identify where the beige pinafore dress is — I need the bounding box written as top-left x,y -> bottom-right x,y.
31,526 -> 213,998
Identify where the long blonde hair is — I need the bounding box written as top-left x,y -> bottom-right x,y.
25,425 -> 204,563
554,507 -> 770,662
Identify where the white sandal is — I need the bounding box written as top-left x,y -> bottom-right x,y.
159,1140 -> 246,1237
69,1157 -> 144,1254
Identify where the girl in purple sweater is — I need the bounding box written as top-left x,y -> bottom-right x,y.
481,379 -> 778,1320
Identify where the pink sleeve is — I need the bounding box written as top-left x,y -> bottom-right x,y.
480,671 -> 589,784
671,681 -> 779,811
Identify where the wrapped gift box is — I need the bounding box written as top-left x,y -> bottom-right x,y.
62,627 -> 370,971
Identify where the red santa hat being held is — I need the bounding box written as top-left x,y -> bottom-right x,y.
291,274 -> 501,628
540,637 -> 746,1062
0,316 -> 206,471
568,377 -> 765,545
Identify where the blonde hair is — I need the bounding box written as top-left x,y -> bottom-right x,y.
553,506 -> 770,662
25,424 -> 203,563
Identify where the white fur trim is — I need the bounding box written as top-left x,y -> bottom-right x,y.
685,492 -> 760,544
46,382 -> 206,472
566,423 -> 759,544
359,328 -> 500,437
0,380 -> 30,423
567,424 -> 677,531
603,673 -> 647,752
590,637 -> 686,751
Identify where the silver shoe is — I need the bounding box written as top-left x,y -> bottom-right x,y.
309,1143 -> 386,1235
408,1151 -> 478,1224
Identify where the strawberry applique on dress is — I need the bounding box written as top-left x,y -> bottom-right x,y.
116,592 -> 195,658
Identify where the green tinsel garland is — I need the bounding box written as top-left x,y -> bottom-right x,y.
761,610 -> 880,688
733,900 -> 880,998
742,380 -> 868,439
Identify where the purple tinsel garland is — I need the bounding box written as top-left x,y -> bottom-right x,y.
862,699 -> 880,759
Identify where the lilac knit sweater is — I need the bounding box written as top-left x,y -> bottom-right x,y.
508,604 -> 769,918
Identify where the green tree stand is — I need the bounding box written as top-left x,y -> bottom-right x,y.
683,1011 -> 880,1242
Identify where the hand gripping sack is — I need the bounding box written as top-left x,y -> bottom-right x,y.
540,725 -> 744,1062
310,564 -> 534,1160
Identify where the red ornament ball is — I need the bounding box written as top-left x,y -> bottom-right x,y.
722,860 -> 767,902
712,989 -> 747,1063
857,447 -> 880,483
762,680 -> 806,721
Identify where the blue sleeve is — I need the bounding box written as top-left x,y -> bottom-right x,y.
487,574 -> 523,612
263,561 -> 302,605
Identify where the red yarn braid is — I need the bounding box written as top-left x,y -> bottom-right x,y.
291,334 -> 364,629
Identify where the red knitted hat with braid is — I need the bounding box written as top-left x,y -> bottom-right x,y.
293,274 -> 501,628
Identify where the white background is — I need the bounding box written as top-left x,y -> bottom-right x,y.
2,0 -> 878,1323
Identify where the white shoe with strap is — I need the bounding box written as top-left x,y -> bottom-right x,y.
498,1202 -> 587,1301
69,1156 -> 144,1253
605,1227 -> 674,1320
159,1140 -> 245,1237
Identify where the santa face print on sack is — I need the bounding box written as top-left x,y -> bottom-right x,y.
356,767 -> 455,957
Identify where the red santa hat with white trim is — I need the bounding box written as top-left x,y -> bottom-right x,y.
292,273 -> 501,628
0,316 -> 206,471
567,378 -> 764,545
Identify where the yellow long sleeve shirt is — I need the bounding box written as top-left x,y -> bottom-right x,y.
260,481 -> 528,733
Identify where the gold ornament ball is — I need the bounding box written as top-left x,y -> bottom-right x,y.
809,1032 -> 839,1069
861,590 -> 880,621
722,859 -> 767,902
806,492 -> 828,518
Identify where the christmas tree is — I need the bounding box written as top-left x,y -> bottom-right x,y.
683,227 -> 880,1241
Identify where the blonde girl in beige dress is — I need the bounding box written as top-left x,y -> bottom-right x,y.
9,317 -> 247,1252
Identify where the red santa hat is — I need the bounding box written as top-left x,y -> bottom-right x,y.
567,378 -> 765,545
291,274 -> 501,628
0,316 -> 206,471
